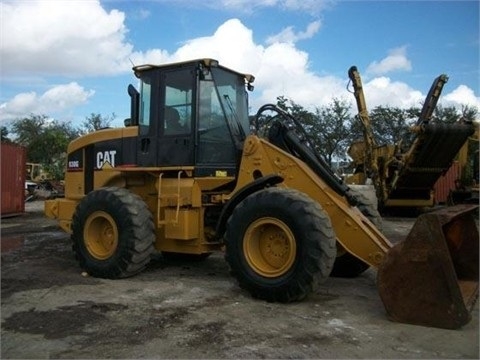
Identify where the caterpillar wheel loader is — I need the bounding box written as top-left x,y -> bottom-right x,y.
45,59 -> 478,329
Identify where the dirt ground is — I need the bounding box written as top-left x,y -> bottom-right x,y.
1,201 -> 479,359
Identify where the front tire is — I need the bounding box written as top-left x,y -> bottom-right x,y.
225,188 -> 336,302
71,187 -> 155,278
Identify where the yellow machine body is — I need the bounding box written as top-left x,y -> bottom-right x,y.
45,132 -> 389,265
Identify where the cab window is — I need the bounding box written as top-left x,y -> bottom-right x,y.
197,77 -> 236,164
164,71 -> 192,135
139,75 -> 152,136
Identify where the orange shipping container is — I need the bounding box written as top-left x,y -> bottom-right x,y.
1,143 -> 26,216
434,161 -> 460,204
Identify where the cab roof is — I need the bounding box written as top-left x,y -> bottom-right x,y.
132,58 -> 255,84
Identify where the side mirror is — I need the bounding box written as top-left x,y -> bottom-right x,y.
128,84 -> 139,126
124,118 -> 132,127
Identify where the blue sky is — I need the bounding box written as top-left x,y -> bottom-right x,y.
1,0 -> 479,128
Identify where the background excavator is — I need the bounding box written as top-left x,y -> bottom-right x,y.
45,59 -> 478,329
346,66 -> 476,211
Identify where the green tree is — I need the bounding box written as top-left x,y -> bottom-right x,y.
408,104 -> 477,124
313,98 -> 352,166
81,113 -> 115,134
276,96 -> 353,166
10,114 -> 79,179
276,96 -> 313,122
368,106 -> 417,150
277,96 -> 479,163
433,105 -> 461,124
10,114 -> 47,145
460,105 -> 478,122
1,126 -> 12,143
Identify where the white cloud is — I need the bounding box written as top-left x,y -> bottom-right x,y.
442,85 -> 480,109
1,0 -> 132,76
361,77 -> 424,109
129,49 -> 172,67
266,20 -> 322,44
143,19 -> 346,110
0,83 -> 94,122
366,46 -> 412,75
128,19 -> 466,113
349,76 -> 480,114
1,1 -> 477,125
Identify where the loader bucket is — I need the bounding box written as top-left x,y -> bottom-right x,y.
378,205 -> 479,329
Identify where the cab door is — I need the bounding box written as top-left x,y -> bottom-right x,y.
157,68 -> 195,166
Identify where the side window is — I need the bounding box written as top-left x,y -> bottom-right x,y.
164,71 -> 192,135
139,76 -> 152,136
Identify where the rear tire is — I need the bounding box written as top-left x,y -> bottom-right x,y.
225,188 -> 336,302
330,190 -> 382,278
71,187 -> 155,278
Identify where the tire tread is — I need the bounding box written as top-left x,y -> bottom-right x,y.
71,187 -> 155,279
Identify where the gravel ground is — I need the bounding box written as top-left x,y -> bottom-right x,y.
1,201 -> 478,359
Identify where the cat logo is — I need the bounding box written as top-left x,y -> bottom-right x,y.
96,150 -> 117,169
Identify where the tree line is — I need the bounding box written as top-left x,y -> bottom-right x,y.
1,113 -> 115,179
275,96 -> 478,169
1,100 -> 477,180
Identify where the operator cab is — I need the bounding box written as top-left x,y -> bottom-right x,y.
127,59 -> 254,177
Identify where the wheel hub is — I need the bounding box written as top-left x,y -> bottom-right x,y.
244,218 -> 296,278
84,211 -> 119,260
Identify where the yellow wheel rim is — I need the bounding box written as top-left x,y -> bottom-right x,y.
84,211 -> 118,260
243,217 -> 296,278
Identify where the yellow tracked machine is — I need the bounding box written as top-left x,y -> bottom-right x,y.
45,59 -> 478,329
347,66 -> 476,210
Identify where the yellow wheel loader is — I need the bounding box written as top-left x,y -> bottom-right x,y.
45,59 -> 478,329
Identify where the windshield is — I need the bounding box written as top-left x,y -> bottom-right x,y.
197,67 -> 250,165
211,67 -> 250,136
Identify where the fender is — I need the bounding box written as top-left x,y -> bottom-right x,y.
215,174 -> 284,240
